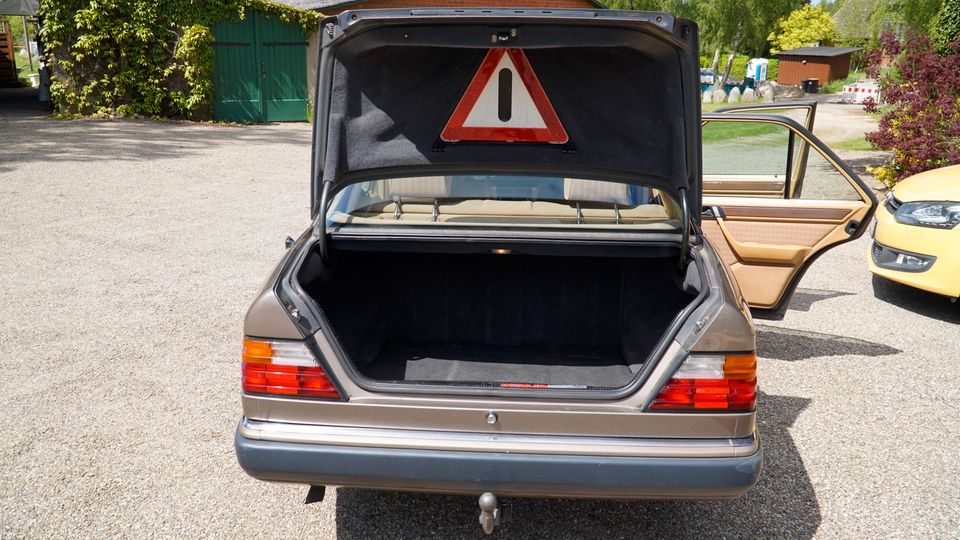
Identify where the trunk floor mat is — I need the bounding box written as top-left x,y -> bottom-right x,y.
359,343 -> 635,388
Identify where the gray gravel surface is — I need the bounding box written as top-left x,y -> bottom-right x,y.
2,104 -> 958,538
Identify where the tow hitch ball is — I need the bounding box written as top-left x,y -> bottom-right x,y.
478,492 -> 510,534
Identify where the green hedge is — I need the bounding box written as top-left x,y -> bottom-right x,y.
39,0 -> 321,119
700,54 -> 779,82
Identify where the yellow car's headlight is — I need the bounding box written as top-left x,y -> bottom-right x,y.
894,201 -> 960,229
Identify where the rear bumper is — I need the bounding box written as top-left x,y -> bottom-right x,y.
235,422 -> 762,500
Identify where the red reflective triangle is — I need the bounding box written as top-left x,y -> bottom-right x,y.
441,48 -> 568,144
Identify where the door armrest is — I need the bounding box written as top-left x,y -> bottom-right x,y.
716,219 -> 810,265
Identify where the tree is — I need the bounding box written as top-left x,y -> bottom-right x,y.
819,0 -> 847,15
768,5 -> 839,54
936,0 -> 960,52
602,0 -> 703,21
731,0 -> 806,57
869,0 -> 941,37
605,0 -> 802,58
863,30 -> 960,186
834,0 -> 879,45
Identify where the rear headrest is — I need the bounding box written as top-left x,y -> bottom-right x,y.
563,179 -> 633,206
386,176 -> 452,199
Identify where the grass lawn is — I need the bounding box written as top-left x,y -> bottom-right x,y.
702,120 -> 784,143
820,71 -> 865,94
16,63 -> 39,86
830,136 -> 876,151
701,102 -> 731,113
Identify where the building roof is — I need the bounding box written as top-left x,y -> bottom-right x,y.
777,46 -> 863,58
272,0 -> 607,12
0,0 -> 37,15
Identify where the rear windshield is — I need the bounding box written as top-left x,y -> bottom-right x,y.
327,175 -> 681,230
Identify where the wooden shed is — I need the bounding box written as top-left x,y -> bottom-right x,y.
776,46 -> 861,86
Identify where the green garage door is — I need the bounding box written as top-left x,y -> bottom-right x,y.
212,12 -> 308,122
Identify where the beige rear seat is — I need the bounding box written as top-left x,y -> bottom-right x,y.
564,178 -> 660,223
563,178 -> 634,207
386,176 -> 452,221
333,177 -> 671,226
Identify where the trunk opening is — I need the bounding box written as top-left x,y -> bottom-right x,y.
299,244 -> 698,391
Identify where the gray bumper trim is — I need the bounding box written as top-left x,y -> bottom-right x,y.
235,428 -> 762,500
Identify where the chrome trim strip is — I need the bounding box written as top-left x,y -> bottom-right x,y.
239,418 -> 758,458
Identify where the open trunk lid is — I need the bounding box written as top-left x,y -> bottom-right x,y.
311,9 -> 703,221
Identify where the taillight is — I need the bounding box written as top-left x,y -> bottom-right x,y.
649,353 -> 756,411
241,338 -> 341,399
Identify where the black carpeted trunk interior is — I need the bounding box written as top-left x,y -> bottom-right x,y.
364,344 -> 633,388
301,249 -> 694,389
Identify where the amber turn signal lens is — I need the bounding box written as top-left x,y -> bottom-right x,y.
649,353 -> 757,411
241,338 -> 341,399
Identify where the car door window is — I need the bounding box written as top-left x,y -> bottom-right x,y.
701,119 -> 792,198
708,102 -> 817,199
792,141 -> 863,201
702,121 -> 790,176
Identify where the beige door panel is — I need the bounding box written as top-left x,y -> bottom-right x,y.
713,218 -> 809,265
702,201 -> 870,310
723,263 -> 796,308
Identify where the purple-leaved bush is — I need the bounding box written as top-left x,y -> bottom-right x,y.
864,30 -> 960,186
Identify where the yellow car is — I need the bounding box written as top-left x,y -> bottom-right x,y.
869,164 -> 960,299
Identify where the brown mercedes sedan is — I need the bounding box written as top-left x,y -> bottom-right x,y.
234,9 -> 877,533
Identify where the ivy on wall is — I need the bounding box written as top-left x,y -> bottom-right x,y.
38,0 -> 321,119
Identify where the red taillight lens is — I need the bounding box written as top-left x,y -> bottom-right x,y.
649,353 -> 757,411
241,338 -> 341,399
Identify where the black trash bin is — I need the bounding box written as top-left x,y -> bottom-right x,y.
802,78 -> 820,93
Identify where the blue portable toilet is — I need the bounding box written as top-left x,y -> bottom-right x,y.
744,58 -> 769,87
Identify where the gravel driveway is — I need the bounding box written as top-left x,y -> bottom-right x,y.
1,104 -> 958,538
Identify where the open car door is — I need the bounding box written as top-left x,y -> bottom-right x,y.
699,110 -> 878,319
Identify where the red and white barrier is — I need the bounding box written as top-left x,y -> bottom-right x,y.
842,82 -> 881,104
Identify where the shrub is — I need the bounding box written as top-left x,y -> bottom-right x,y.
937,0 -> 960,53
819,71 -> 863,94
38,0 -> 320,119
864,30 -> 960,187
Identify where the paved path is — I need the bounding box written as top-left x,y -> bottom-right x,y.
1,110 -> 957,538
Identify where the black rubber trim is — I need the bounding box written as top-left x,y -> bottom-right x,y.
235,428 -> 762,500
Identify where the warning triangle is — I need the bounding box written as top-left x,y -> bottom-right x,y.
441,49 -> 569,144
